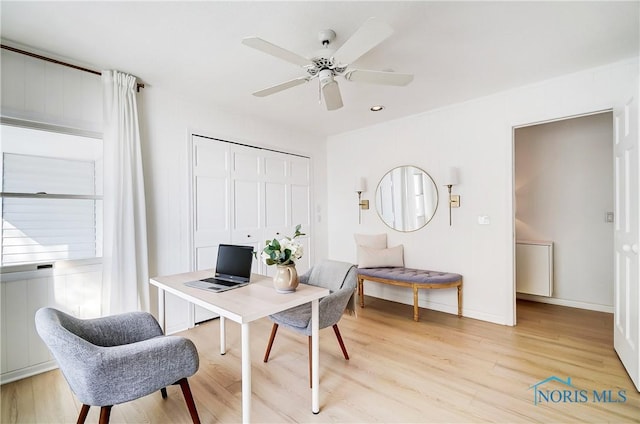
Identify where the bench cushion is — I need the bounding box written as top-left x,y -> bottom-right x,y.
357,267 -> 462,284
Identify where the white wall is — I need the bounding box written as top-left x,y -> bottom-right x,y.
515,113 -> 614,310
326,58 -> 638,326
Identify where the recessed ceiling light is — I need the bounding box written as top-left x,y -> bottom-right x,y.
370,105 -> 385,112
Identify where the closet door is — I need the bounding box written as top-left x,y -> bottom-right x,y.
290,155 -> 312,274
191,136 -> 231,323
192,136 -> 231,270
230,145 -> 262,274
186,136 -> 312,329
262,151 -> 290,276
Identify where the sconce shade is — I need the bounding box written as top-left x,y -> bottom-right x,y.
445,167 -> 459,186
355,177 -> 367,192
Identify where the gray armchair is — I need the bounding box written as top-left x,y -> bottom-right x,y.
34,307 -> 200,424
263,259 -> 357,387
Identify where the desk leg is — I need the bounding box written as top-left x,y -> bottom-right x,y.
158,288 -> 166,334
241,322 -> 251,424
311,298 -> 320,414
220,316 -> 226,355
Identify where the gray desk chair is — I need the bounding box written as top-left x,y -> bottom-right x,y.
263,259 -> 357,387
35,307 -> 200,424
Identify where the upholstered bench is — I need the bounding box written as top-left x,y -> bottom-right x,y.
356,267 -> 463,322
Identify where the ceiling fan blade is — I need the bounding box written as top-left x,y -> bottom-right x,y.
252,76 -> 310,97
333,17 -> 394,66
321,77 -> 343,111
242,37 -> 312,67
344,69 -> 414,86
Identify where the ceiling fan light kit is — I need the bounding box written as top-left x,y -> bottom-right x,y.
242,17 -> 414,111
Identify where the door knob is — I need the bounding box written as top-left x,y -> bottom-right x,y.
622,244 -> 631,252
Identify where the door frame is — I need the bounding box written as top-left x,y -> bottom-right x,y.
510,108 -> 613,325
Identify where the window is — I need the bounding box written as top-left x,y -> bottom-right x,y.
1,123 -> 103,267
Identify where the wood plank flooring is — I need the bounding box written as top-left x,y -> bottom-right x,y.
2,298 -> 639,423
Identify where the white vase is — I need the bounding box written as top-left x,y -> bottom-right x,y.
273,264 -> 299,293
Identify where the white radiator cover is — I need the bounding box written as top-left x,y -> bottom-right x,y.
516,240 -> 554,297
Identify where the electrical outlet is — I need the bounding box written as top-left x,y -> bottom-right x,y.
606,212 -> 614,223
478,215 -> 491,225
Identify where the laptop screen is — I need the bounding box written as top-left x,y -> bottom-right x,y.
215,244 -> 254,282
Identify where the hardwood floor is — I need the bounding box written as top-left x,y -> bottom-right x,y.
2,298 -> 638,423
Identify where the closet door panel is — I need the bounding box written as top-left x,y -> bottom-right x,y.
291,184 -> 311,229
290,157 -> 310,184
264,181 -> 288,230
264,155 -> 287,182
194,139 -> 228,170
231,146 -> 262,243
192,137 -> 230,246
232,147 -> 261,179
196,246 -> 218,271
232,179 -> 261,241
193,177 -> 227,242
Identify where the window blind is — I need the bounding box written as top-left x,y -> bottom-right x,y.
2,153 -> 101,265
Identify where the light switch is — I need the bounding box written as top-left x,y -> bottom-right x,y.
478,215 -> 491,225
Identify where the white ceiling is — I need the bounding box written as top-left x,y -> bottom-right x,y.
1,1 -> 639,138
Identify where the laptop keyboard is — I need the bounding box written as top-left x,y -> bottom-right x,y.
202,277 -> 240,287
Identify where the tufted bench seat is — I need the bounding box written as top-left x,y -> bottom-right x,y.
357,267 -> 463,322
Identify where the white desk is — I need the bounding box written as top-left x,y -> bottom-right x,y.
150,271 -> 329,423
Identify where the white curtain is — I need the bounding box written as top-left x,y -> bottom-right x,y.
101,70 -> 149,314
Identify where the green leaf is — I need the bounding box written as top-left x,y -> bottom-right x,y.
293,224 -> 306,238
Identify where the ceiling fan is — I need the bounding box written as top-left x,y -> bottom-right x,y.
241,17 -> 414,111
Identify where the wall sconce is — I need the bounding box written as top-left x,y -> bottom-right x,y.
444,167 -> 460,226
355,177 -> 369,224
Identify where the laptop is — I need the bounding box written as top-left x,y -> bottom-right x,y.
185,244 -> 254,292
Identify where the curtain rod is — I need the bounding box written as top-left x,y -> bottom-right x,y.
1,44 -> 145,92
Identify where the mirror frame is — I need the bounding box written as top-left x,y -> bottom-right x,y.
374,165 -> 439,232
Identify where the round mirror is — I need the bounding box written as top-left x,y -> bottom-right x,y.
375,166 -> 439,232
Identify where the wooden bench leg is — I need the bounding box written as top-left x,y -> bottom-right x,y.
457,284 -> 463,317
413,285 -> 419,322
358,277 -> 365,308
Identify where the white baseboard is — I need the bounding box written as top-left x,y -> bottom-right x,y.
360,281 -> 510,326
1,361 -> 58,385
516,293 -> 614,313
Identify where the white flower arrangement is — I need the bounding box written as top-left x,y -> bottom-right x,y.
260,224 -> 305,266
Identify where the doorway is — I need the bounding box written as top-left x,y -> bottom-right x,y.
513,111 -> 614,314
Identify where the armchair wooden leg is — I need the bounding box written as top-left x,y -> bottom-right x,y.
178,378 -> 201,424
263,323 -> 279,362
333,324 -> 350,360
98,406 -> 112,424
77,404 -> 91,424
